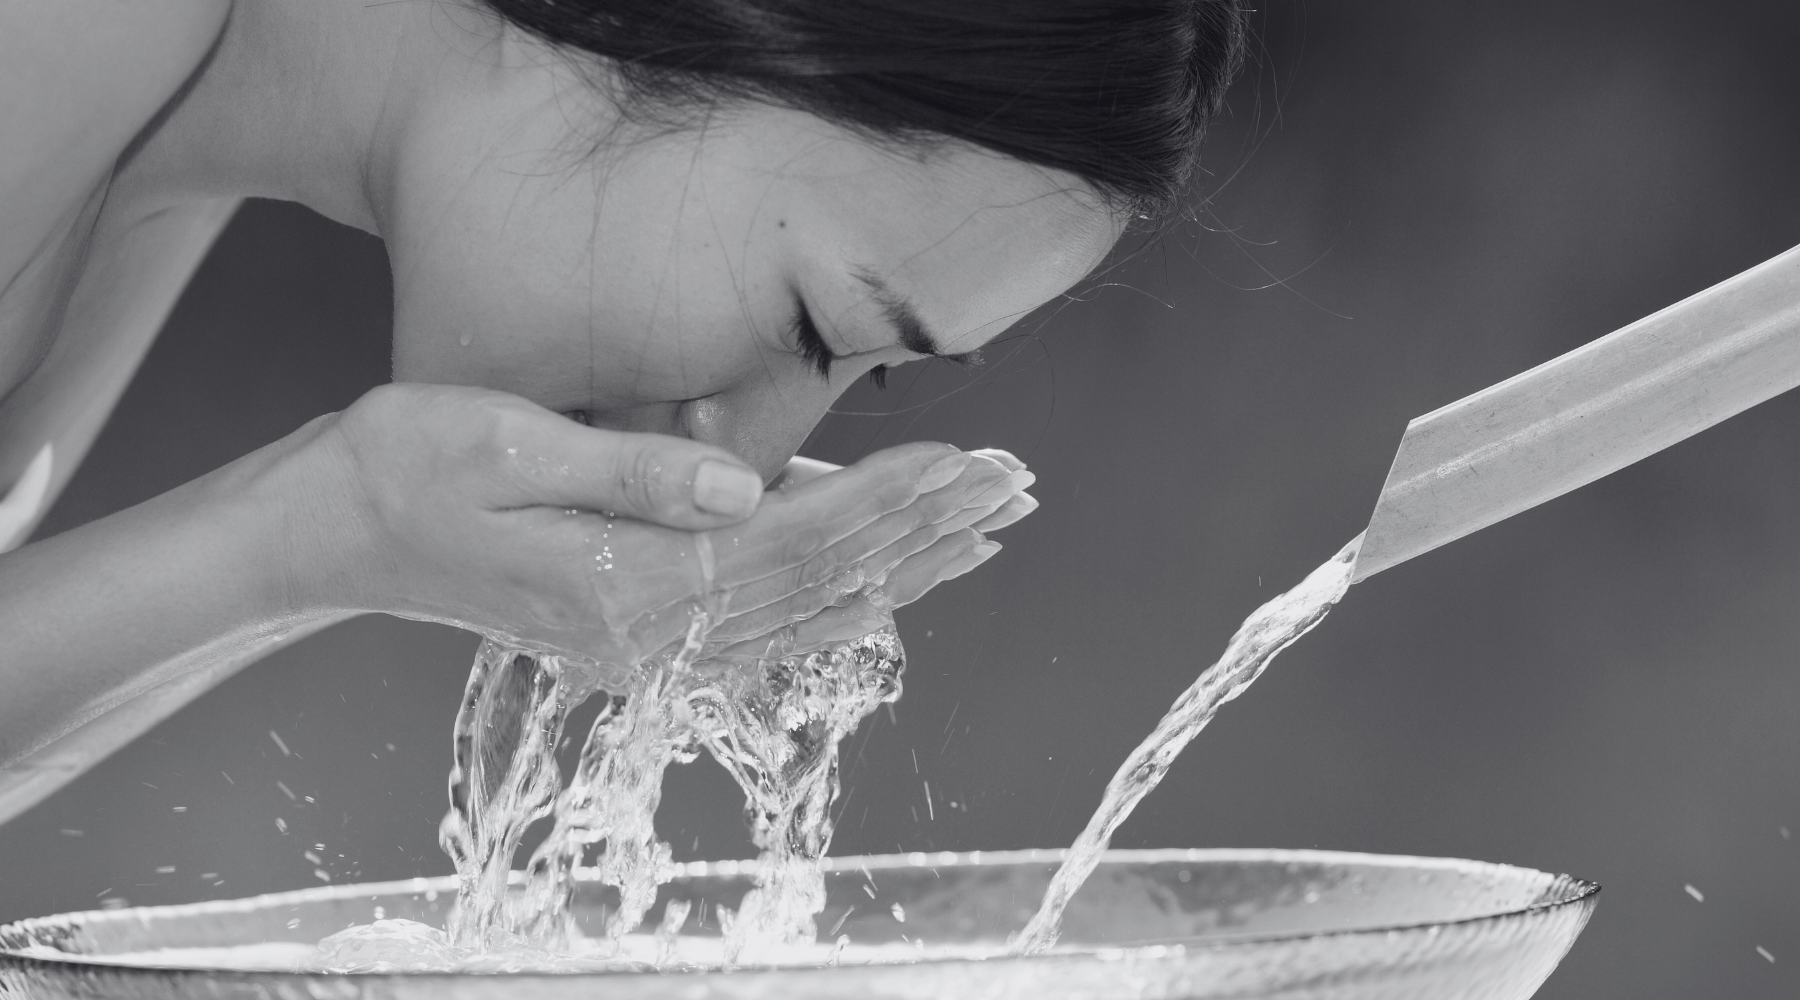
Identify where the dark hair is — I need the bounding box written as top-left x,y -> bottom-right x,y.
479,0 -> 1247,217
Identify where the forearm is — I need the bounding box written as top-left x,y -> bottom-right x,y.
0,426 -> 344,822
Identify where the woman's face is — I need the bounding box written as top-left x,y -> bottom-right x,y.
384,65 -> 1123,481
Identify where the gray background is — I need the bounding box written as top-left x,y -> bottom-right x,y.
4,1 -> 1799,996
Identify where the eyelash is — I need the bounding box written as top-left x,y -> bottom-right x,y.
791,303 -> 889,389
791,304 -> 834,378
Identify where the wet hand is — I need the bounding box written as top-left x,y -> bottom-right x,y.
281,384 -> 1017,674
700,448 -> 1039,658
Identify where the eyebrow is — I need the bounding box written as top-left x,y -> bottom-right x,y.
852,268 -> 983,365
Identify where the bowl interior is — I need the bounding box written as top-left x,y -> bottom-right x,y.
4,848 -> 1595,958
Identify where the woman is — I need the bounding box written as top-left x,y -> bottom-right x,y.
0,0 -> 1245,823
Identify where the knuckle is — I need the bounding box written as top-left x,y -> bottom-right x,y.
870,476 -> 918,511
334,385 -> 403,453
349,381 -> 412,417
613,444 -> 667,516
468,397 -> 529,464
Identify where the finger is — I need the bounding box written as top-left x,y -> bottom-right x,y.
933,497 -> 1006,537
701,596 -> 894,666
558,447 -> 1017,646
920,471 -> 1034,538
968,448 -> 1025,473
733,485 -> 994,609
859,515 -> 971,586
571,444 -> 975,634
844,481 -> 1014,592
923,452 -> 1008,504
880,529 -> 1000,608
720,457 -> 1015,610
972,491 -> 1039,533
717,458 -> 1009,611
964,469 -> 1036,511
767,456 -> 841,491
704,577 -> 856,646
783,598 -> 899,650
707,443 -> 966,587
486,404 -> 766,530
718,451 -> 1012,605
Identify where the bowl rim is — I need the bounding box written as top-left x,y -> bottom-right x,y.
0,847 -> 1600,980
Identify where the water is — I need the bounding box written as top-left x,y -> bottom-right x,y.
1011,535 -> 1363,953
338,587 -> 905,969
292,505 -> 1359,968
436,641 -> 585,949
687,626 -> 904,961
60,933 -> 1006,974
305,529 -> 1357,966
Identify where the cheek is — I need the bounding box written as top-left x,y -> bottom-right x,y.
388,129 -> 798,411
391,244 -> 794,418
394,283 -> 766,412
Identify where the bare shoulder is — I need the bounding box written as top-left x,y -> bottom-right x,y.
0,0 -> 232,283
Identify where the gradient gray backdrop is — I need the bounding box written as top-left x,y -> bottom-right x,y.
5,2 -> 1800,996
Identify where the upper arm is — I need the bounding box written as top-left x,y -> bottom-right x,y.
0,0 -> 231,282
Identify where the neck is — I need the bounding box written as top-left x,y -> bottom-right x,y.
123,0 -> 483,235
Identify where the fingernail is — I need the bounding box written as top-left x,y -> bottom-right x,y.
942,540 -> 1002,581
969,447 -> 1024,472
970,469 -> 1036,508
918,453 -> 973,493
693,460 -> 763,518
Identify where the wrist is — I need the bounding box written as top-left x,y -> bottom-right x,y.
207,412 -> 376,622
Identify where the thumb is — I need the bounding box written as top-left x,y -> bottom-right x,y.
491,411 -> 766,530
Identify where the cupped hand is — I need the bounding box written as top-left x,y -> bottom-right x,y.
698,449 -> 1039,663
282,384 -> 1025,676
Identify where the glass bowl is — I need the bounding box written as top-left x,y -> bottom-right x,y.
0,847 -> 1597,999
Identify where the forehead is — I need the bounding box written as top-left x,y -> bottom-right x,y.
706,101 -> 1121,243
687,104 -> 1125,343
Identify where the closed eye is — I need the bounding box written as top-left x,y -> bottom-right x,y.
790,302 -> 892,389
790,302 -> 835,379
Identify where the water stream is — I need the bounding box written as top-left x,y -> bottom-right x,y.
320,520 -> 1360,969
1010,535 -> 1362,952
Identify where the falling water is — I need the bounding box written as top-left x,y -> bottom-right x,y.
323,586 -> 905,971
438,611 -> 715,953
688,627 -> 905,961
435,639 -> 572,951
1011,535 -> 1363,953
317,508 -> 1362,965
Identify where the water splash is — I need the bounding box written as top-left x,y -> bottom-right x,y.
689,627 -> 905,960
341,521 -> 1358,965
1011,535 -> 1362,953
509,613 -> 714,949
437,641 -> 578,950
410,589 -> 905,967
